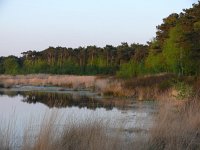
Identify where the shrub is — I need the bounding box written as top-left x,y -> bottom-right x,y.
158,80 -> 172,91
174,81 -> 194,100
117,61 -> 146,78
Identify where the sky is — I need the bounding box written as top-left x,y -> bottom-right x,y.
0,0 -> 198,56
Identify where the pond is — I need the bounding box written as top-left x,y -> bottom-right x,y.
0,86 -> 156,147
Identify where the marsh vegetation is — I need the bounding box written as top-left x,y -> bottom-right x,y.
0,93 -> 199,150
0,2 -> 200,150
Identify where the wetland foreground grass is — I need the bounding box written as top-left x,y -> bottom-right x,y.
0,112 -> 136,150
0,96 -> 200,150
148,97 -> 200,150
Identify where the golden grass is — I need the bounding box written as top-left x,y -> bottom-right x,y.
148,96 -> 200,150
1,95 -> 200,150
0,114 -> 18,150
0,112 -> 136,150
0,74 -> 134,97
0,74 -> 193,100
0,74 -> 96,89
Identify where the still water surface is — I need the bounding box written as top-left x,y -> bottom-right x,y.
0,86 -> 156,139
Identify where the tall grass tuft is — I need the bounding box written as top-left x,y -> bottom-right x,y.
148,96 -> 200,150
0,111 -> 137,150
1,92 -> 200,150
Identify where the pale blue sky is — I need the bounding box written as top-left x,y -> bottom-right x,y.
0,0 -> 197,56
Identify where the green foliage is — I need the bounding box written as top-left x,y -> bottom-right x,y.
158,80 -> 172,91
162,25 -> 184,74
0,58 -> 4,74
194,21 -> 200,32
117,60 -> 146,78
144,2 -> 200,76
144,40 -> 166,74
3,56 -> 20,75
89,57 -> 107,67
145,53 -> 166,74
23,59 -> 49,73
0,42 -> 148,76
1,2 -> 200,77
174,81 -> 194,100
162,25 -> 193,75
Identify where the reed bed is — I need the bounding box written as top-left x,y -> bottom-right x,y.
147,96 -> 200,150
0,74 -> 96,89
0,74 -> 179,100
0,95 -> 200,150
0,111 -> 137,150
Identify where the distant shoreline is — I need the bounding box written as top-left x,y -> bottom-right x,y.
0,73 -> 191,101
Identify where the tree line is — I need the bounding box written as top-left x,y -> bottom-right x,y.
0,43 -> 148,75
0,1 -> 200,77
118,1 -> 200,77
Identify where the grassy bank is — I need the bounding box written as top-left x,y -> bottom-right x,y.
148,97 -> 200,150
0,74 -> 198,100
0,74 -> 97,89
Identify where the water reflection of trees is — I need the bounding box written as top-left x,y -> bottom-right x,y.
22,92 -> 113,109
0,91 -> 131,110
0,90 -> 21,97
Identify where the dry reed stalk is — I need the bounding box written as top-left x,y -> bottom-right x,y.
0,113 -> 18,150
0,74 -> 176,99
0,111 -> 142,150
0,75 -> 97,89
1,97 -> 199,150
148,97 -> 200,150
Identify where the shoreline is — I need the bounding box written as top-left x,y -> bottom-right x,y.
0,73 -> 189,101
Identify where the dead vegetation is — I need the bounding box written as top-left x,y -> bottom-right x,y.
147,96 -> 200,150
1,97 -> 200,150
0,74 -> 96,89
0,88 -> 200,150
0,112 -> 136,150
0,74 -> 198,101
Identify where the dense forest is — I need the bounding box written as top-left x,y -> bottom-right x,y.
0,43 -> 148,75
0,2 -> 200,77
